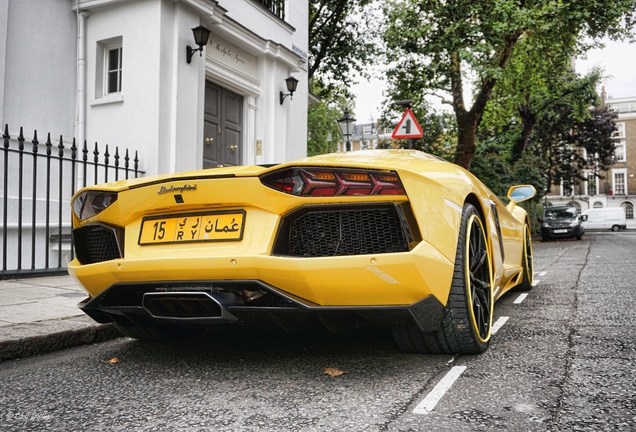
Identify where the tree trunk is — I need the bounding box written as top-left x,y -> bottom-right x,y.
511,106 -> 536,163
453,113 -> 479,170
449,32 -> 523,171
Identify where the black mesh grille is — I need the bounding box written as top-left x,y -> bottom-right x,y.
276,205 -> 409,257
73,225 -> 122,265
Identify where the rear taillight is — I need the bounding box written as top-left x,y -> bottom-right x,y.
260,168 -> 405,196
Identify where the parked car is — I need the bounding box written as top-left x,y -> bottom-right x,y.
68,149 -> 536,354
580,207 -> 627,232
541,205 -> 584,241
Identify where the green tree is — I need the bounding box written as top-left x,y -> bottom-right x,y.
530,99 -> 618,196
477,67 -> 617,198
382,0 -> 635,169
307,1 -> 379,156
307,101 -> 344,156
309,0 -> 378,98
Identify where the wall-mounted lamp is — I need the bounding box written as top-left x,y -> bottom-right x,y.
186,25 -> 211,64
279,76 -> 299,105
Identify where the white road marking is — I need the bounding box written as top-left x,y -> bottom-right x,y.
413,366 -> 467,415
514,293 -> 528,304
491,316 -> 509,335
536,271 -> 547,277
532,279 -> 541,287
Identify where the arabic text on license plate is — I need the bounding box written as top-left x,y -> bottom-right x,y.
138,211 -> 245,244
553,229 -> 567,234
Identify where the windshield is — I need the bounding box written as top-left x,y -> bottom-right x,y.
545,207 -> 578,219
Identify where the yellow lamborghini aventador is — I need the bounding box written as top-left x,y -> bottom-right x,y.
68,149 -> 536,354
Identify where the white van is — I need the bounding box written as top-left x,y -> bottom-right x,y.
580,207 -> 627,231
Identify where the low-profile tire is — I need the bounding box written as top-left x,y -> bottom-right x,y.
114,322 -> 202,341
516,223 -> 534,291
392,203 -> 494,355
611,225 -> 620,232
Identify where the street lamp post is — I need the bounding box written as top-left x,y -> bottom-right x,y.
337,110 -> 356,152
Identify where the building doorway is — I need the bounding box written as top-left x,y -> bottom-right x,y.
203,82 -> 243,168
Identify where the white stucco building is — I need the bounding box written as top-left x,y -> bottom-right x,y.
1,0 -> 308,175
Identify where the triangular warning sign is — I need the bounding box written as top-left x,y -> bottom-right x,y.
391,108 -> 423,139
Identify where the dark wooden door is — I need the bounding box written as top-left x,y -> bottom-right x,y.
203,82 -> 243,168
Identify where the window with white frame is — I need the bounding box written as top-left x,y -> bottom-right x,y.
611,122 -> 626,162
95,37 -> 123,100
586,172 -> 598,196
612,122 -> 625,138
614,139 -> 627,162
613,169 -> 627,195
105,45 -> 123,94
561,180 -> 572,197
623,202 -> 634,220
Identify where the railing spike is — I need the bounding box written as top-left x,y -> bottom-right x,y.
18,127 -> 25,151
58,135 -> 65,157
46,133 -> 52,155
2,124 -> 9,146
82,140 -> 89,161
32,130 -> 39,153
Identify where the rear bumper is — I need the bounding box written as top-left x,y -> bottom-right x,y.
68,239 -> 454,307
78,279 -> 446,333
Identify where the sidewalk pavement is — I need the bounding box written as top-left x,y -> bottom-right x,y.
0,275 -> 120,362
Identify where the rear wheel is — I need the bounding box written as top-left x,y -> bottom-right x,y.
517,224 -> 534,291
392,203 -> 494,354
611,225 -> 620,232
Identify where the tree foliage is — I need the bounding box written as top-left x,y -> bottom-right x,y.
474,69 -> 617,198
307,101 -> 344,156
309,0 -> 378,98
530,103 -> 618,196
382,0 -> 636,169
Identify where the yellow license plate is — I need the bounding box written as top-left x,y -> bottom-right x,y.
138,210 -> 245,245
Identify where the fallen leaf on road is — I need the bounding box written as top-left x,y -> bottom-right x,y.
324,367 -> 346,377
107,357 -> 121,365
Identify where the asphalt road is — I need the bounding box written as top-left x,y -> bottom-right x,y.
1,232 -> 635,431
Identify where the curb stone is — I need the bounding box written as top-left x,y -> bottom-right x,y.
0,318 -> 121,362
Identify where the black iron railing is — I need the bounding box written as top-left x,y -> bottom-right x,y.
1,124 -> 144,278
255,0 -> 286,21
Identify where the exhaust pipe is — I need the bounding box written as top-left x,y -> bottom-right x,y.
142,291 -> 238,321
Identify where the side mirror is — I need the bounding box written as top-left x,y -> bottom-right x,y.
507,185 -> 537,204
580,215 -> 588,222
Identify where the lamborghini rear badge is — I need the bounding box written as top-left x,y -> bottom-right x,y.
157,184 -> 197,195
